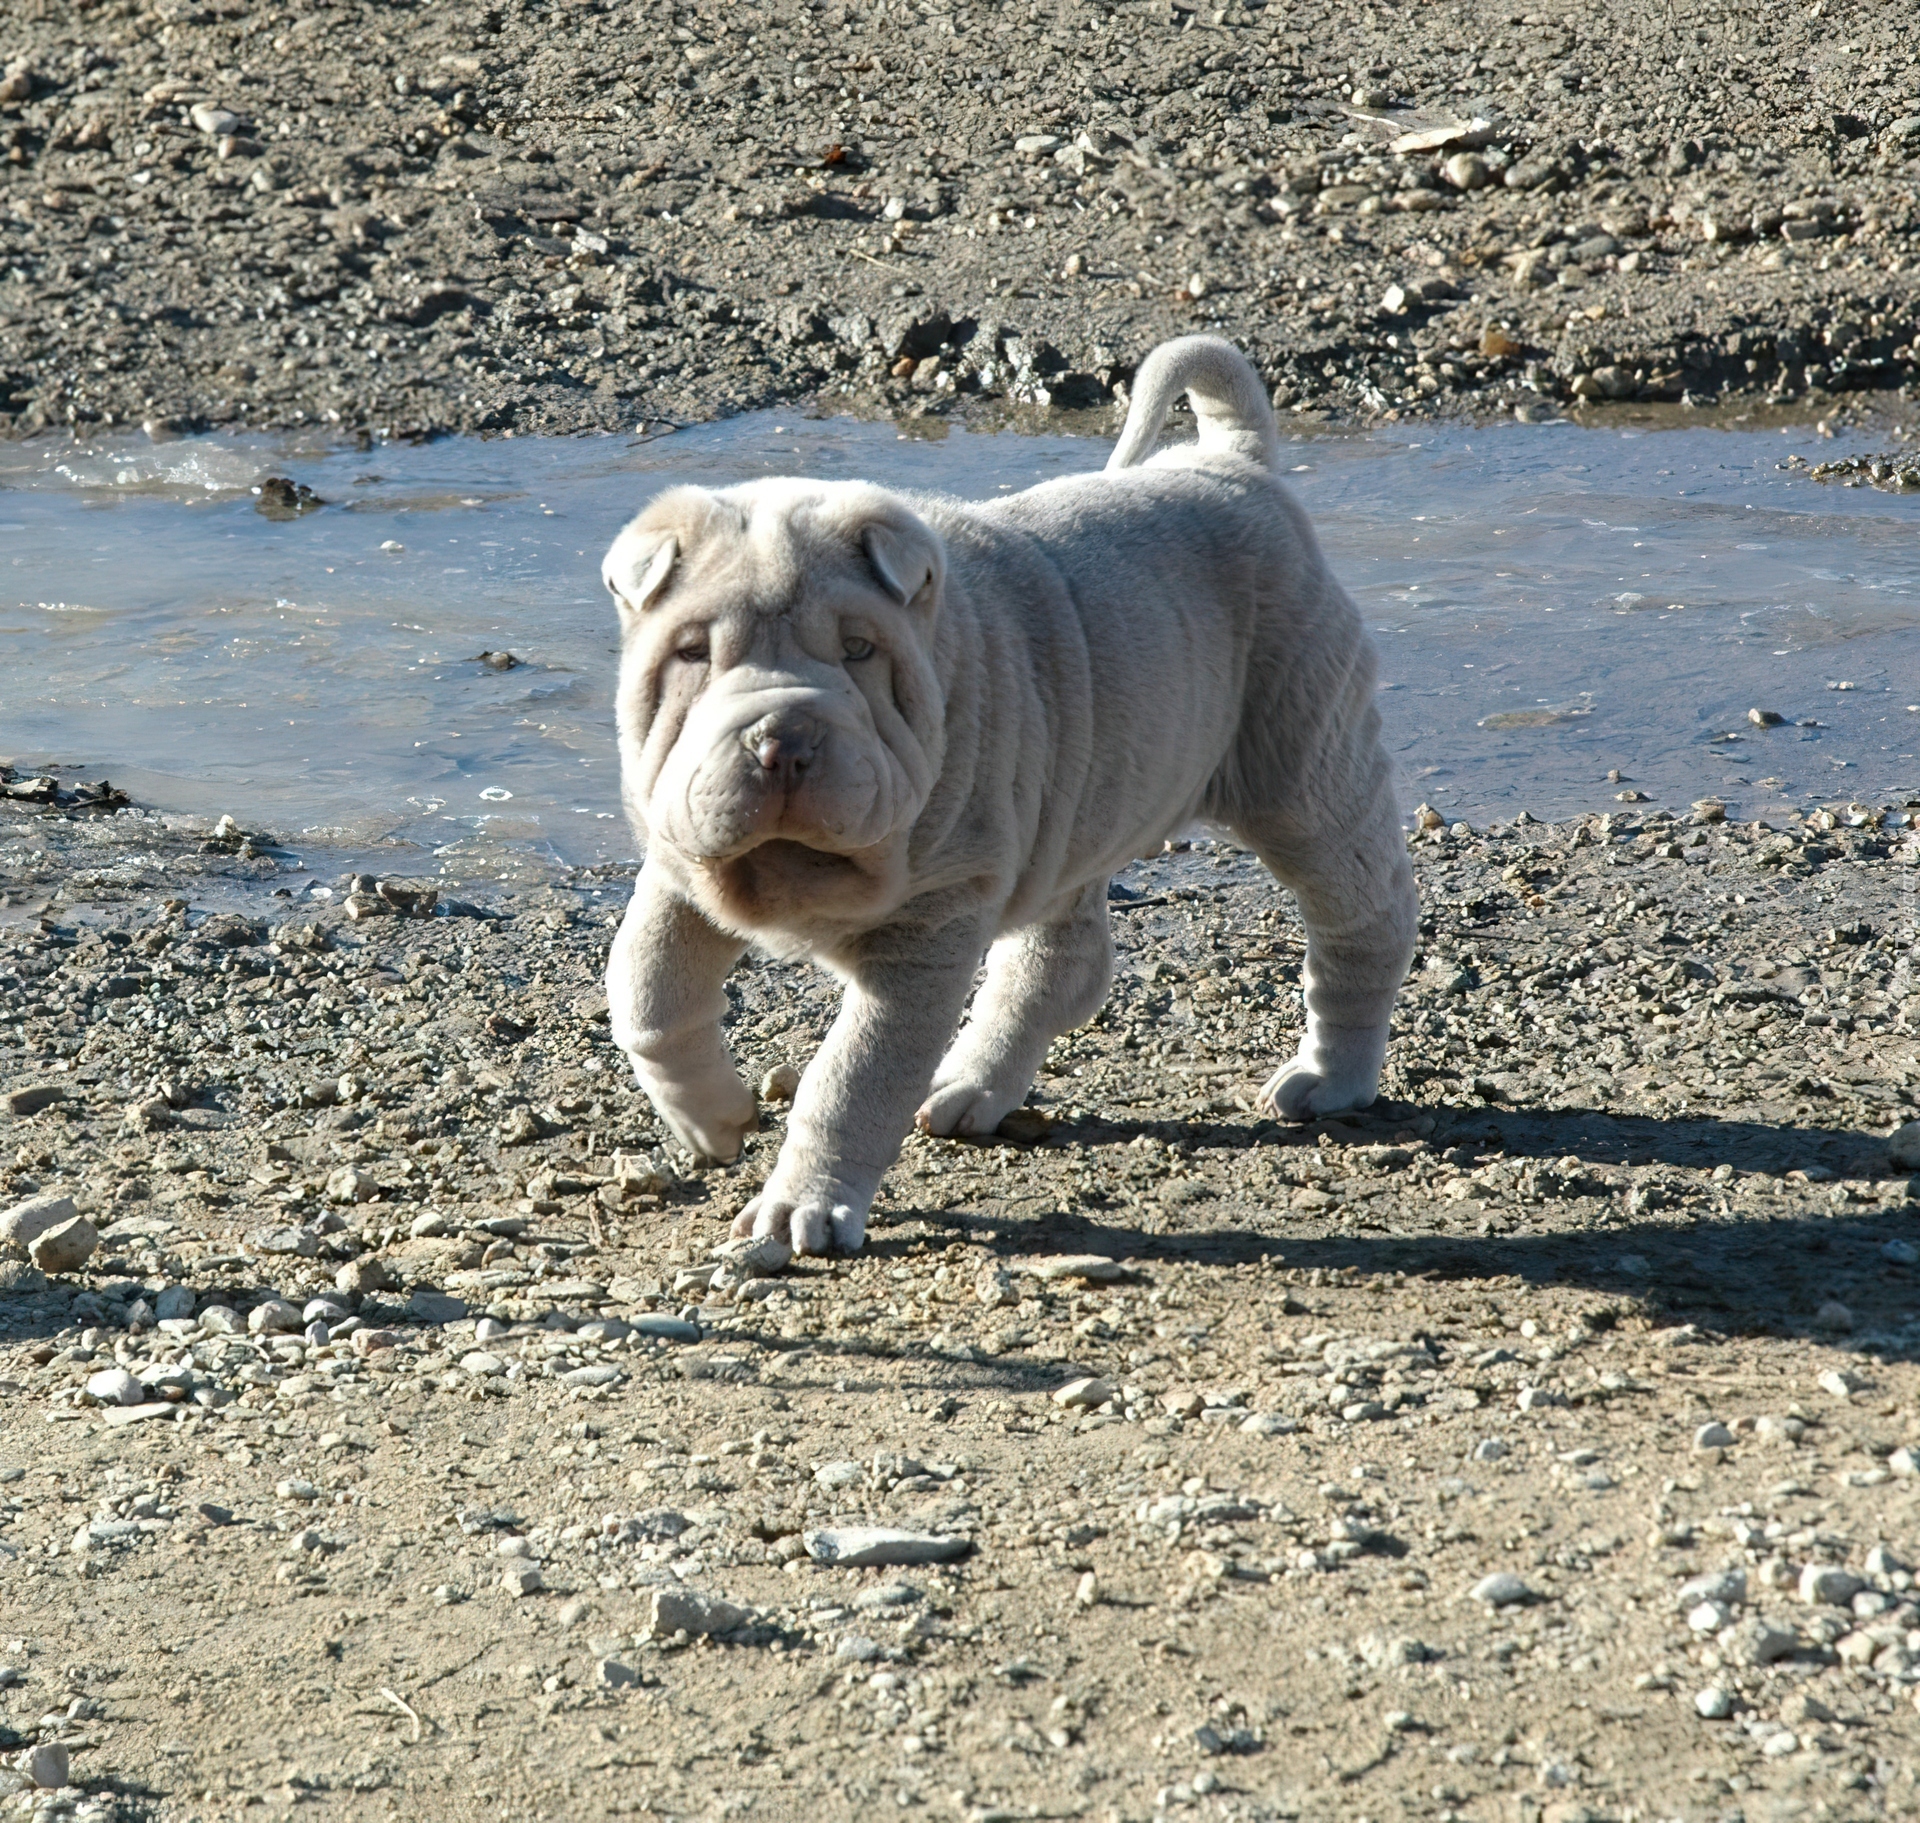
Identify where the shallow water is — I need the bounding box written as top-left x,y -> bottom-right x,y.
2,412 -> 1915,875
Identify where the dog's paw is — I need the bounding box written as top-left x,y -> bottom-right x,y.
915,1075 -> 1028,1139
732,1188 -> 868,1256
630,1062 -> 757,1164
1258,1052 -> 1380,1123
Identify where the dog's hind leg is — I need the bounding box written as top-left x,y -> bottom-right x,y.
1224,761 -> 1417,1123
916,879 -> 1114,1139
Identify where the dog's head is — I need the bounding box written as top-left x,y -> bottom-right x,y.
603,478 -> 947,928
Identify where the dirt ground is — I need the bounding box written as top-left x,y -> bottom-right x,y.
0,0 -> 1917,439
2,783 -> 1919,1821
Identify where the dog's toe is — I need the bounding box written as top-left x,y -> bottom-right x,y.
734,1192 -> 865,1256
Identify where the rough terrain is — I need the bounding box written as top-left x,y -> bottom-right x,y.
3,779 -> 1919,1821
0,0 -> 1917,439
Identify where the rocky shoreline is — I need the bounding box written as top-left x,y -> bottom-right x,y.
3,781 -> 1919,1816
1,1 -> 1917,440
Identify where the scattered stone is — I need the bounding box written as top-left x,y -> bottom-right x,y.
597,1658 -> 643,1689
23,1743 -> 69,1790
1693,1421 -> 1736,1451
1239,1412 -> 1299,1436
1678,1569 -> 1746,1609
1723,1615 -> 1799,1666
0,1191 -> 76,1256
1817,1368 -> 1865,1398
1694,1686 -> 1734,1720
631,1314 -> 700,1342
84,1367 -> 143,1407
804,1527 -> 971,1568
1470,1571 -> 1534,1608
711,1233 -> 793,1276
1780,1690 -> 1833,1727
1052,1376 -> 1111,1409
1029,1254 -> 1124,1282
759,1063 -> 801,1101
248,1300 -> 303,1336
501,1560 -> 545,1597
1799,1564 -> 1863,1607
27,1212 -> 97,1273
1888,1121 -> 1920,1172
650,1587 -> 748,1636
2,1084 -> 66,1118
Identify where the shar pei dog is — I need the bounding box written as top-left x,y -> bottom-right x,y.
601,334 -> 1418,1254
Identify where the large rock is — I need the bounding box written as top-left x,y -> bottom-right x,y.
28,1214 -> 98,1274
0,1191 -> 76,1258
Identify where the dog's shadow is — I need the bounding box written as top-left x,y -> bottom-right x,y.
864,1097 -> 1920,1358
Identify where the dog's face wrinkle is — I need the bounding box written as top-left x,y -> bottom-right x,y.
611,478 -> 952,917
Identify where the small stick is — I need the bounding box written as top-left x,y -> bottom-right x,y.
380,1687 -> 423,1743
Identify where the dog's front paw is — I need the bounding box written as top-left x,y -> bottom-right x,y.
915,1074 -> 1029,1139
732,1184 -> 869,1256
630,1061 -> 758,1164
1258,1032 -> 1385,1123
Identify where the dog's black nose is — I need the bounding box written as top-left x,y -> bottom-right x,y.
744,711 -> 822,785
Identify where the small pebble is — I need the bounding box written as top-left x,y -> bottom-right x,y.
1470,1571 -> 1534,1607
501,1560 -> 545,1597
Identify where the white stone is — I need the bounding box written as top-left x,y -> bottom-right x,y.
461,1351 -> 506,1377
1469,1571 -> 1533,1607
804,1527 -> 971,1567
1052,1376 -> 1111,1409
1678,1568 -> 1747,1609
190,103 -> 242,136
1694,1686 -> 1734,1719
1239,1412 -> 1298,1436
0,1192 -> 76,1258
1817,1368 -> 1865,1398
85,1367 -> 143,1407
501,1560 -> 544,1596
1886,1119 -> 1920,1171
1030,1253 -> 1125,1282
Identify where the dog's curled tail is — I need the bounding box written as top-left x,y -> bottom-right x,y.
1105,334 -> 1281,474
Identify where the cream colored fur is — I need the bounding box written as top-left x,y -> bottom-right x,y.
602,334 -> 1418,1255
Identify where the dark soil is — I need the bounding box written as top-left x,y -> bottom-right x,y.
1,0 -> 1917,439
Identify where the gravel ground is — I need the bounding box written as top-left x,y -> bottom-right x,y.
3,783 -> 1920,1820
1,1 -> 1918,439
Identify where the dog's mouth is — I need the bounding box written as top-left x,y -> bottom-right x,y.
706,839 -> 879,923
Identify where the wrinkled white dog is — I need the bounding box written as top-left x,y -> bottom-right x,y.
602,335 -> 1417,1255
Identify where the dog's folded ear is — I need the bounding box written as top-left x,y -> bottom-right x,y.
860,512 -> 943,611
603,529 -> 679,615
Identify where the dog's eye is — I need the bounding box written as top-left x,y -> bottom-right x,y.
843,636 -> 876,662
672,639 -> 709,664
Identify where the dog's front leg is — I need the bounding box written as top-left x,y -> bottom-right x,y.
735,926 -> 983,1255
608,859 -> 756,1163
